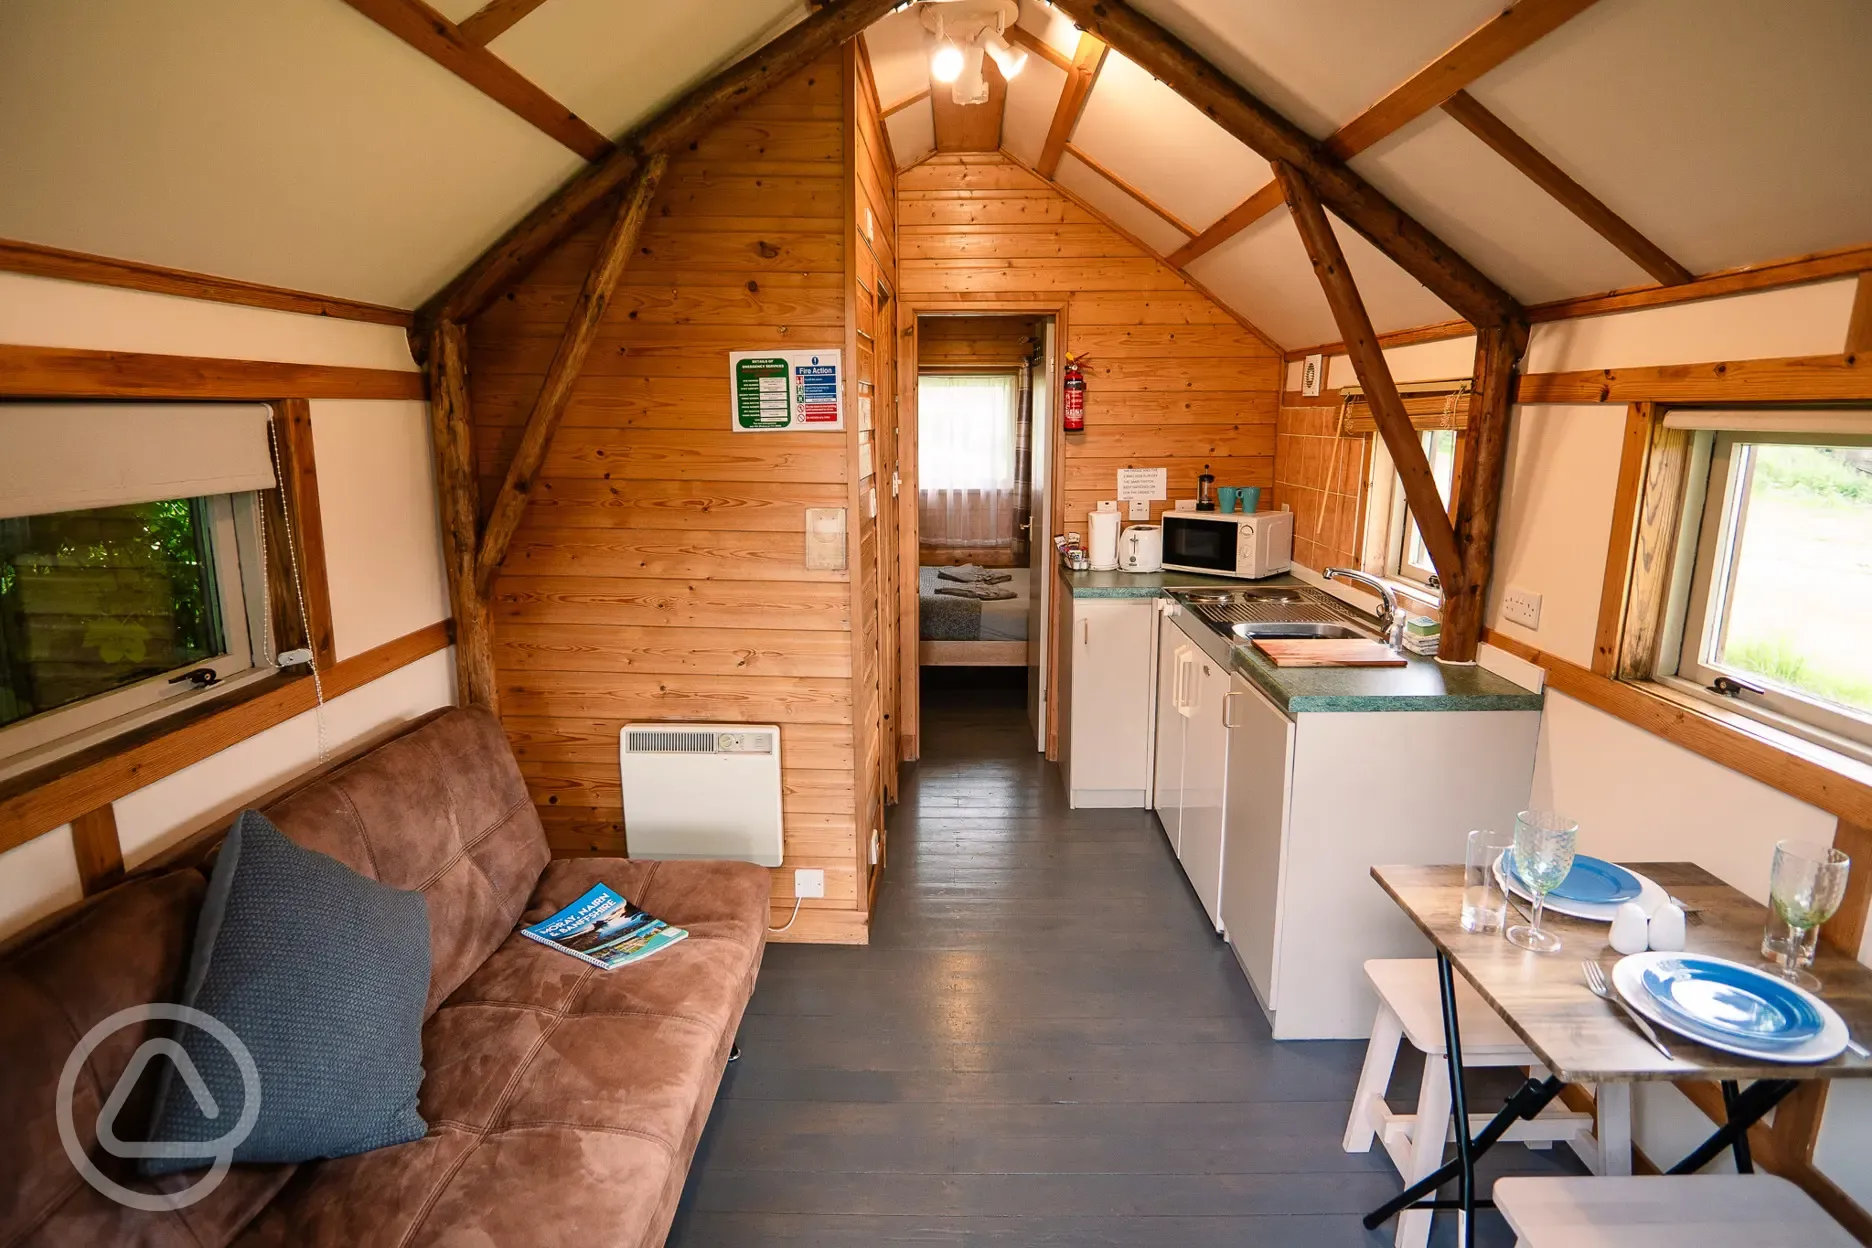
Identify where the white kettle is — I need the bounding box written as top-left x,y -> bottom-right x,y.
1119,524 -> 1163,573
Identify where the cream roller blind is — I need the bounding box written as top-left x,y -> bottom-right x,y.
1660,408 -> 1872,436
1335,379 -> 1476,437
0,403 -> 277,520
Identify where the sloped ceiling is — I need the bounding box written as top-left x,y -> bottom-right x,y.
0,0 -> 1866,340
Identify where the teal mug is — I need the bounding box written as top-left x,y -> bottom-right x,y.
1236,487 -> 1261,514
1217,486 -> 1240,513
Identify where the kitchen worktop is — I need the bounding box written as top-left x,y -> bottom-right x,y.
1058,565 -> 1543,716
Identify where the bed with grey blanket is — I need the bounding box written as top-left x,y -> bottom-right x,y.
919,566 -> 1030,641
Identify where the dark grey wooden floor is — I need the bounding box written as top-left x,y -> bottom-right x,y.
667,670 -> 1582,1246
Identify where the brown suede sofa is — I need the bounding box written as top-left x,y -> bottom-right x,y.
1,707 -> 769,1247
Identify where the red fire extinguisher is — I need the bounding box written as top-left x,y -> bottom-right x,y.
1062,354 -> 1087,432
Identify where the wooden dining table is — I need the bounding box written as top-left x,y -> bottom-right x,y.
1367,862 -> 1872,1247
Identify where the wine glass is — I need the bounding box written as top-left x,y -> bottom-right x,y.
1766,840 -> 1850,990
1506,810 -> 1578,954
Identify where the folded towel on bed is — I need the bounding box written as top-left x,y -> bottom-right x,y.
936,565 -> 1012,584
935,585 -> 1018,601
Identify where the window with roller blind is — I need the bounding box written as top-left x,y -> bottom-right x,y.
1345,380 -> 1470,592
0,403 -> 285,773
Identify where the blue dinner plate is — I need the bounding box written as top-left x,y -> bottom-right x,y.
1639,955 -> 1824,1047
1505,853 -> 1643,904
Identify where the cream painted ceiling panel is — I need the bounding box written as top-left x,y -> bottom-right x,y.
492,0 -> 805,140
1128,0 -> 1509,138
861,6 -> 931,113
1002,57 -> 1068,169
1353,112 -> 1652,305
1189,211 -> 1456,349
1053,153 -> 1190,258
1070,52 -> 1272,233
1469,0 -> 1872,275
0,0 -> 582,309
886,99 -> 938,170
427,0 -> 484,21
1018,0 -> 1081,61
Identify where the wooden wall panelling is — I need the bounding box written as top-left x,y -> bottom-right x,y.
467,52 -> 865,940
265,399 -> 339,671
0,237 -> 412,326
476,154 -> 670,596
70,805 -> 125,895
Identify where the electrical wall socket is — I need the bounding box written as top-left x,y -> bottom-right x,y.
794,868 -> 825,899
1501,586 -> 1543,630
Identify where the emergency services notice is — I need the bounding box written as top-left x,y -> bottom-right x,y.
730,349 -> 844,432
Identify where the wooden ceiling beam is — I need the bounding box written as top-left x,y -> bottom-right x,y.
474,155 -> 668,597
1158,0 -> 1603,281
1005,24 -> 1074,73
417,0 -> 900,330
1037,32 -> 1108,178
1441,90 -> 1692,286
1444,320 -> 1529,662
1050,0 -> 1520,331
420,320 -> 497,711
1274,160 -> 1467,592
457,0 -> 552,46
339,0 -> 611,161
1323,0 -> 1605,161
1062,143 -> 1199,238
881,87 -> 931,119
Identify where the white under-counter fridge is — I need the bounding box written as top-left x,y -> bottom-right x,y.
1155,607 -> 1541,1040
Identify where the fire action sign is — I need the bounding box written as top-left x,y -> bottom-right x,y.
729,349 -> 843,432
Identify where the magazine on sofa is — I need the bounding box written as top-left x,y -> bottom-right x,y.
521,883 -> 688,970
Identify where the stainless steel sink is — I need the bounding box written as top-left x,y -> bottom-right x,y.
1230,621 -> 1372,641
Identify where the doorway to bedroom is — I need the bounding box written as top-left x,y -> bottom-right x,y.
903,311 -> 1059,761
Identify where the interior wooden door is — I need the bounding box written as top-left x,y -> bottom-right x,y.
873,279 -> 899,804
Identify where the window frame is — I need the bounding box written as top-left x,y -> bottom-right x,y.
1371,427 -> 1465,592
0,401 -> 334,782
1656,427 -> 1872,763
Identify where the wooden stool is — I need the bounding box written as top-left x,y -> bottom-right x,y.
1345,959 -> 1602,1248
1494,1174 -> 1855,1246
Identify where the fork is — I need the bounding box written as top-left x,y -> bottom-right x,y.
1582,960 -> 1674,1060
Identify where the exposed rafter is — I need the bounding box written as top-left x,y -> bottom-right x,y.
1037,32 -> 1107,178
339,0 -> 611,161
420,320 -> 497,710
1161,0 -> 1603,280
416,0 -> 901,331
457,0 -> 552,46
1444,322 -> 1528,661
476,154 -> 669,596
1049,0 -> 1520,332
1005,24 -> 1073,73
881,88 -> 931,119
1062,143 -> 1199,238
1273,160 -> 1465,593
1441,90 -> 1692,286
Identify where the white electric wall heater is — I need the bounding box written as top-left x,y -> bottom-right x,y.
618,724 -> 784,867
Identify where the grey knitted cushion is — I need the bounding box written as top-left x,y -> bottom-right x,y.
141,810 -> 430,1174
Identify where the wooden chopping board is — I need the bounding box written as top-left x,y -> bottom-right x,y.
1251,638 -> 1407,667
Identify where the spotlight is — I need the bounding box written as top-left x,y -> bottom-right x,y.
931,39 -> 964,83
982,30 -> 1027,79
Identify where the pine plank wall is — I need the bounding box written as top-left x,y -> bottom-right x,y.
466,66 -> 1281,944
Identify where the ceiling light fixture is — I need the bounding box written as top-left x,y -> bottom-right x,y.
931,39 -> 964,83
919,0 -> 1022,104
981,29 -> 1027,80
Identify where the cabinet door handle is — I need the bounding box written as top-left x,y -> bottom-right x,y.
1081,619 -> 1090,647
1223,690 -> 1241,729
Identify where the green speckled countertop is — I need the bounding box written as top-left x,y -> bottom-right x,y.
1058,566 -> 1543,716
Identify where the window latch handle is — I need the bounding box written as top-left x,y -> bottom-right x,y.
167,667 -> 220,689
1709,674 -> 1766,698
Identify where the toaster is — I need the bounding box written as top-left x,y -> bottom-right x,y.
1118,524 -> 1163,573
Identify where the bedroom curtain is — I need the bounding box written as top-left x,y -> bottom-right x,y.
918,373 -> 1020,552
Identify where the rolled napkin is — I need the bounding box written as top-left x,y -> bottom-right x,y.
1609,902 -> 1650,955
1648,901 -> 1687,952
937,565 -> 1012,584
935,585 -> 1018,601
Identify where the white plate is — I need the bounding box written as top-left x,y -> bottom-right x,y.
1613,952 -> 1848,1064
1495,857 -> 1668,922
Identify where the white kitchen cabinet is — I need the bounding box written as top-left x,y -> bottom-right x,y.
1219,672 -> 1294,1008
1151,608 -> 1190,851
1060,596 -> 1155,807
1177,650 -> 1230,932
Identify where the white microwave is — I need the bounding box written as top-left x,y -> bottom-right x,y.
1160,510 -> 1294,579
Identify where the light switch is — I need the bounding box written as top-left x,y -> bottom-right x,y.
1128,499 -> 1152,520
804,507 -> 847,571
